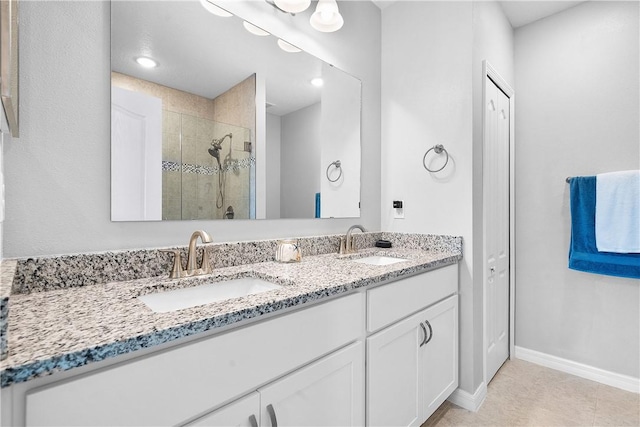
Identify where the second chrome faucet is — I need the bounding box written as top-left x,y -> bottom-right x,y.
340,225 -> 366,254
162,230 -> 213,279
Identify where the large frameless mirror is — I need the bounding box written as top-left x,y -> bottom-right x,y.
110,0 -> 361,221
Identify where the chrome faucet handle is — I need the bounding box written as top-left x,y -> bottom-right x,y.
160,249 -> 184,279
339,237 -> 347,255
200,244 -> 212,275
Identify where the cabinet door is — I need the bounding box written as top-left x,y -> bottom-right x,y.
367,311 -> 425,427
184,392 -> 260,427
259,341 -> 364,427
420,295 -> 458,420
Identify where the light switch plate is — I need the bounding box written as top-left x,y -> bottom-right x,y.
393,200 -> 404,219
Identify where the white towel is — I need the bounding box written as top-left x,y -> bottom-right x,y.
595,170 -> 640,253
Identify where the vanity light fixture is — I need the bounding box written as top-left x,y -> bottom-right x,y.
243,21 -> 270,36
277,39 -> 302,53
310,0 -> 343,32
274,0 -> 311,13
135,56 -> 158,68
199,0 -> 233,17
311,77 -> 324,87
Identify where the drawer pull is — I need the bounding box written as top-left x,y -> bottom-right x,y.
267,404 -> 278,427
425,320 -> 433,345
419,322 -> 428,347
249,414 -> 258,427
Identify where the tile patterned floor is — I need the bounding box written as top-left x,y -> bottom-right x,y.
423,359 -> 640,426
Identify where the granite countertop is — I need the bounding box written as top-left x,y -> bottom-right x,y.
0,247 -> 460,387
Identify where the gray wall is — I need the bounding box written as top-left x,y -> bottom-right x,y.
280,103 -> 321,218
471,0 -> 514,389
515,1 -> 640,377
3,0 -> 381,257
0,107 -> 8,258
381,0 -> 514,395
265,113 -> 281,220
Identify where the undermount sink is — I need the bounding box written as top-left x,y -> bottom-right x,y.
351,255 -> 409,266
138,277 -> 282,313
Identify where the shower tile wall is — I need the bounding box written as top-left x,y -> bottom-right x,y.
162,113 -> 253,220
111,71 -> 255,221
163,111 -> 182,220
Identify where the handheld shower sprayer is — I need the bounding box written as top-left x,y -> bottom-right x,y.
208,133 -> 233,165
207,133 -> 233,210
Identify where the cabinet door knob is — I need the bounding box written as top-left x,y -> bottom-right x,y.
267,404 -> 278,427
425,320 -> 433,345
419,322 -> 428,347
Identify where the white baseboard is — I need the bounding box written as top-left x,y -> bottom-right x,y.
515,346 -> 640,394
447,382 -> 487,412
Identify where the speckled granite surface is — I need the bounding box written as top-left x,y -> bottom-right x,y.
10,232 -> 383,294
0,233 -> 461,387
0,260 -> 16,361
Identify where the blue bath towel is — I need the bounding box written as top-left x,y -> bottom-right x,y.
569,176 -> 640,279
315,192 -> 321,218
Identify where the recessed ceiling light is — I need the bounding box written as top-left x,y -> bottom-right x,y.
311,77 -> 324,87
199,0 -> 233,17
135,57 -> 158,68
243,21 -> 270,37
277,39 -> 302,53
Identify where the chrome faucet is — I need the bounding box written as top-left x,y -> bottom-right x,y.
186,230 -> 213,276
341,224 -> 366,254
160,230 -> 213,279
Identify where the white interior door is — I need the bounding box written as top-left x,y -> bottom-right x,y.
485,76 -> 511,383
111,86 -> 162,221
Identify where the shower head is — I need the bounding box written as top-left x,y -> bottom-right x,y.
208,146 -> 220,159
210,133 -> 233,147
208,133 -> 233,163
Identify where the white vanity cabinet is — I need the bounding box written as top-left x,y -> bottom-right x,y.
5,262 -> 459,427
186,393 -> 261,427
187,342 -> 364,427
258,341 -> 364,427
22,293 -> 365,427
366,265 -> 458,427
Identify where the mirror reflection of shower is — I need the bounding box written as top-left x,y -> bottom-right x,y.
208,133 -> 233,210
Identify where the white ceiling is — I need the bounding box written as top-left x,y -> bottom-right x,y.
499,1 -> 586,28
371,1 -> 587,29
111,1 -> 327,117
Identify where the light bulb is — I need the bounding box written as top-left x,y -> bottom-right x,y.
274,0 -> 311,13
136,57 -> 158,68
320,10 -> 333,22
310,0 -> 343,32
277,39 -> 302,53
243,21 -> 270,36
199,0 -> 233,17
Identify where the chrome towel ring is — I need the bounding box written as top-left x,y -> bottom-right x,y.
423,144 -> 449,173
326,160 -> 342,182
